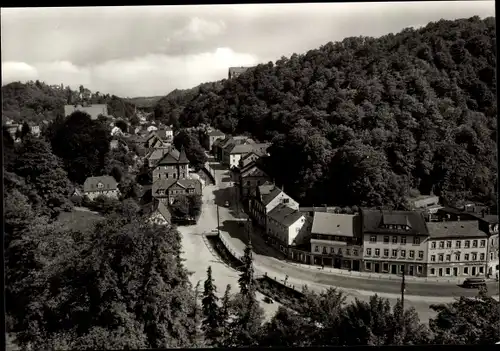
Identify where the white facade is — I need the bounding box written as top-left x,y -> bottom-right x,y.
267,214 -> 306,246
84,188 -> 120,201
266,192 -> 299,213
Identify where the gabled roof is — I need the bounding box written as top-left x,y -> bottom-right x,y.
241,164 -> 269,178
268,203 -> 304,227
311,213 -> 361,238
146,148 -> 168,162
208,129 -> 225,137
361,209 -> 429,236
156,147 -> 189,165
152,178 -> 202,195
178,146 -> 189,164
427,221 -> 487,239
83,175 -> 118,193
257,184 -> 283,206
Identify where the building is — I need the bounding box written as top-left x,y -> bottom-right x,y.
249,183 -> 299,230
361,209 -> 430,276
310,212 -> 363,271
266,204 -> 306,255
426,221 -> 489,278
64,104 -> 108,120
28,122 -> 41,137
473,214 -> 499,278
214,136 -> 254,162
228,66 -> 253,79
152,178 -> 202,205
83,176 -> 120,201
409,195 -> 443,213
225,142 -> 270,169
145,148 -> 170,168
235,157 -> 272,202
157,126 -> 174,141
145,133 -> 170,149
203,129 -> 225,151
153,147 -> 190,181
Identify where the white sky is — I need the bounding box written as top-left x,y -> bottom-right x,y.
1,2 -> 495,97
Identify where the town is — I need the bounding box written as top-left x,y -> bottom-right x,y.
3,4 -> 499,350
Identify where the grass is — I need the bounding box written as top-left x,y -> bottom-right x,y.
56,208 -> 104,232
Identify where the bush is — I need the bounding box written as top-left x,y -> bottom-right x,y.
70,194 -> 83,206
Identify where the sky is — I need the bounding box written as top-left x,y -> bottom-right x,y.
1,2 -> 495,98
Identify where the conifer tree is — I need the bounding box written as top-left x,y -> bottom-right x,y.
202,266 -> 220,345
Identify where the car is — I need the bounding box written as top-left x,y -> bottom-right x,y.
263,296 -> 274,304
224,200 -> 230,207
462,277 -> 486,288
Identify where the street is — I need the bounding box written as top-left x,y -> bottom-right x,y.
204,154 -> 499,322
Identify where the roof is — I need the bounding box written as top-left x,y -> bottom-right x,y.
156,147 -> 189,165
64,104 -> 108,120
361,209 -> 429,236
146,148 -> 168,162
427,221 -> 488,239
410,195 -> 440,209
311,212 -> 361,238
152,178 -> 202,195
258,184 -> 283,206
178,146 -> 189,164
208,129 -> 225,137
268,203 -> 304,227
230,142 -> 270,155
229,66 -> 252,75
83,176 -> 118,193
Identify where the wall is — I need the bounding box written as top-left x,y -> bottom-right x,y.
153,164 -> 189,180
266,192 -> 299,213
85,189 -> 119,201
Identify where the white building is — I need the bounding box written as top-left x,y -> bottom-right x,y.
266,203 -> 306,254
83,176 -> 120,201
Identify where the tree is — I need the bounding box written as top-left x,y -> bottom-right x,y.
218,284 -> 232,346
238,244 -> 255,298
170,195 -> 190,219
21,121 -> 31,138
115,119 -> 128,133
258,306 -> 312,347
202,266 -> 220,345
130,115 -> 140,127
14,134 -> 73,217
188,194 -> 203,219
173,130 -> 208,169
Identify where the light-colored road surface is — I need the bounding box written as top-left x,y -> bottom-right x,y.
177,181 -> 280,321
205,155 -> 499,323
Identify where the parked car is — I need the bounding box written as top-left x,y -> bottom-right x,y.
224,200 -> 230,207
263,296 -> 274,304
462,277 -> 486,288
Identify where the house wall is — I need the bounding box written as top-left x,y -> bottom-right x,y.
362,233 -> 429,276
487,233 -> 499,277
85,189 -> 119,201
427,237 -> 488,277
310,238 -> 363,270
266,215 -> 305,254
208,135 -> 224,151
266,192 -> 299,213
153,164 -> 189,181
240,171 -> 271,199
230,153 -> 246,168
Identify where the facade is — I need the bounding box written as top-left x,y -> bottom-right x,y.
226,143 -> 270,168
228,66 -> 253,79
473,214 -> 499,278
64,104 -> 108,120
238,162 -> 272,201
29,123 -> 41,137
310,212 -> 363,271
249,183 -> 299,230
145,133 -> 169,149
426,221 -> 489,277
204,129 -> 225,151
266,204 -> 306,254
152,178 -> 202,204
217,136 -> 254,164
83,176 -> 120,201
409,195 -> 443,214
145,148 -> 170,168
153,147 -> 190,181
361,209 -> 430,276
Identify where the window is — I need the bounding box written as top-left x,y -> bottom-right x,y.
472,240 -> 478,248
323,247 -> 327,254
399,265 -> 405,273
439,241 -> 444,248
417,265 -> 423,274
375,249 -> 380,256
383,236 -> 389,243
330,247 -> 335,253
365,262 -> 372,271
283,198 -> 290,204
392,249 -> 398,257
431,242 -> 436,249
430,268 -> 435,275
315,246 -> 319,252
370,235 -> 377,243
401,250 -> 406,258
247,181 -> 250,186
409,250 -> 415,258
456,241 -> 461,249
455,253 -> 460,261
472,253 -> 477,260
446,268 -> 451,275
480,240 -> 486,248
464,254 -> 469,261
401,237 -> 407,244
165,173 -> 169,179
446,241 -> 452,248
353,249 -> 358,256
173,173 -> 177,179
490,252 -> 494,260
366,248 -> 372,256
418,251 -> 424,259
383,263 -> 389,272
413,237 -> 420,245
392,236 -> 398,244
438,254 -> 444,262
384,249 -> 389,257
97,183 -> 104,189
464,267 -> 469,275
338,248 -> 343,255
479,267 -> 484,274
480,253 -> 485,261
346,249 -> 351,256
446,254 -> 451,261
465,240 -> 470,248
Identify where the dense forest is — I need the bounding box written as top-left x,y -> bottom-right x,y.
2,80 -> 137,123
154,16 -> 497,210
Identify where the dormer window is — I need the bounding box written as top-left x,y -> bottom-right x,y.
97,182 -> 104,189
282,198 -> 289,204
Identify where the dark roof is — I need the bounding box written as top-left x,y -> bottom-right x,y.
427,221 -> 488,239
208,129 -> 225,137
156,147 -> 188,165
258,185 -> 283,206
83,176 -> 118,192
152,178 -> 202,195
268,203 -> 304,227
178,146 -> 189,164
311,213 -> 361,238
361,209 -> 429,236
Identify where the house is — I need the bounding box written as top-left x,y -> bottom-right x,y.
214,136 -> 254,162
203,129 -> 225,151
409,195 -> 443,214
28,122 -> 41,137
145,148 -> 170,168
147,125 -> 158,133
249,183 -> 299,230
153,147 -> 190,181
426,221 -> 489,278
361,209 -> 430,276
5,124 -> 19,138
64,104 -> 108,120
225,142 -> 270,169
145,133 -> 169,149
157,125 -> 174,141
83,176 -> 120,201
152,178 -> 202,204
309,213 -> 363,271
235,158 -> 272,202
228,66 -> 253,79
469,212 -> 498,278
142,198 -> 171,225
111,126 -> 124,137
266,203 -> 306,255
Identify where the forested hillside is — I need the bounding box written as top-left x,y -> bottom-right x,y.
2,80 -> 137,123
154,16 -> 497,210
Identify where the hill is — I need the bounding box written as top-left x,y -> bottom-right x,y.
153,16 -> 497,210
2,80 -> 137,124
123,96 -> 164,109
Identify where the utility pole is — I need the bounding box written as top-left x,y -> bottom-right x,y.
217,204 -> 220,236
401,266 -> 406,313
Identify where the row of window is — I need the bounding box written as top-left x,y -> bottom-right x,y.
429,266 -> 484,276
314,246 -> 360,256
380,224 -> 411,231
430,239 -> 486,249
366,248 -> 424,259
157,188 -> 195,196
157,172 -> 186,179
369,235 -> 420,245
364,262 -> 424,274
430,252 -> 485,262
